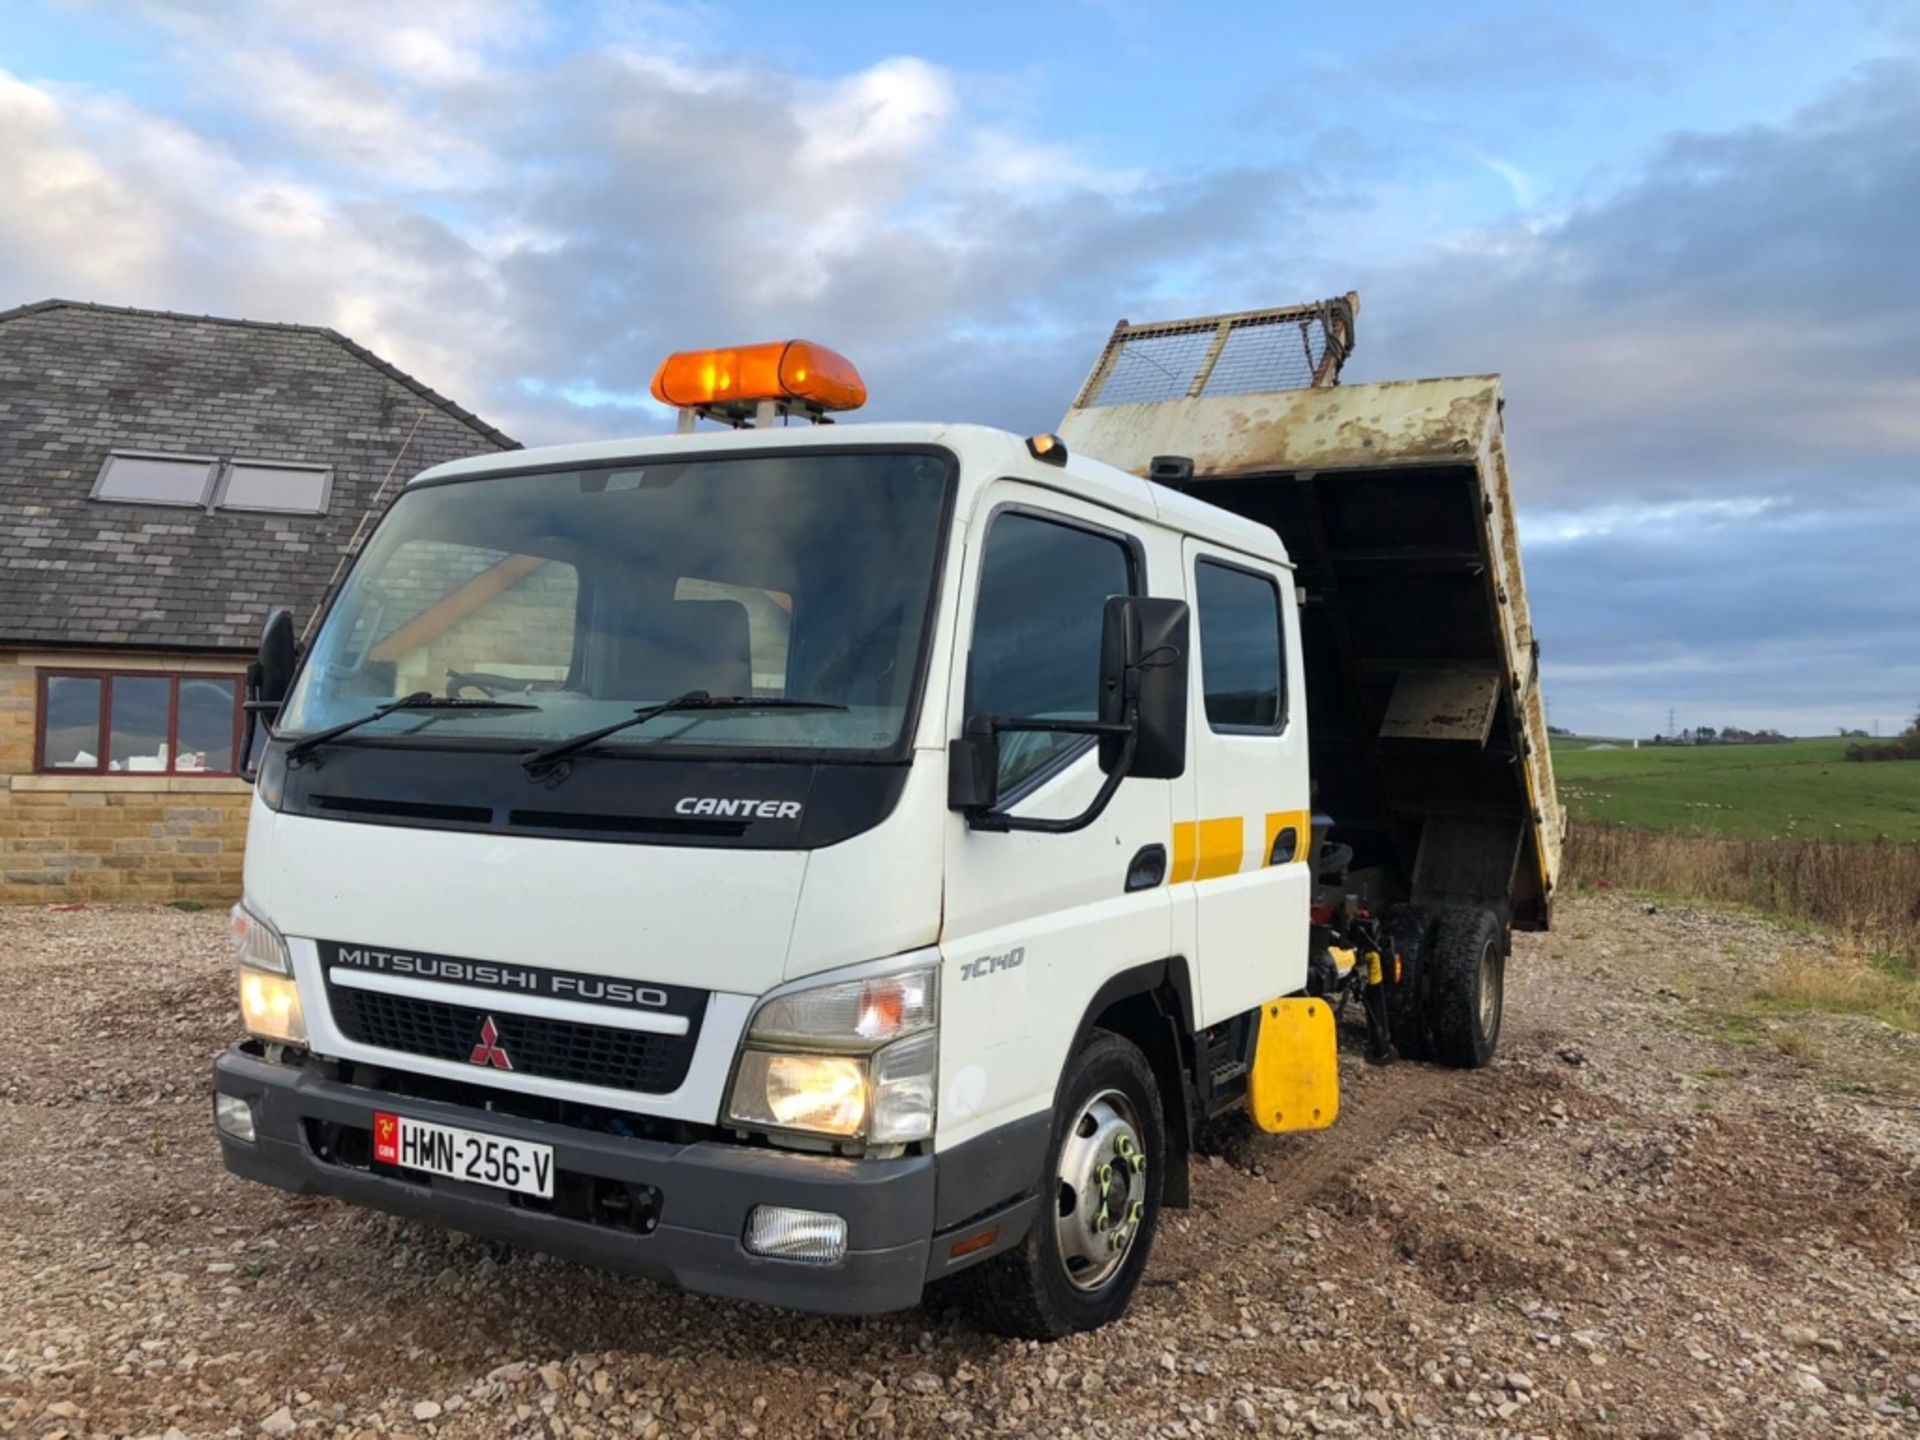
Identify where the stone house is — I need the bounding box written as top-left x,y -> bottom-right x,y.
0,300 -> 517,902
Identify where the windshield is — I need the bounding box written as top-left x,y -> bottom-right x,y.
278,449 -> 952,756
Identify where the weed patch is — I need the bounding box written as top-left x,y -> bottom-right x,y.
1566,822 -> 1920,960
1753,953 -> 1920,1034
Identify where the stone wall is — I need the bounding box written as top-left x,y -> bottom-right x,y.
1,652 -> 251,903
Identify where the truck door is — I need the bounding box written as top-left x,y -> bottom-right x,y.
1176,540 -> 1312,1024
938,487 -> 1177,1152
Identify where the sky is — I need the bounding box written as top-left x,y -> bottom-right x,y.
1,0 -> 1915,737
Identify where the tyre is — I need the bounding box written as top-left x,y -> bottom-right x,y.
1426,907 -> 1506,1068
956,1030 -> 1166,1340
1382,906 -> 1434,1061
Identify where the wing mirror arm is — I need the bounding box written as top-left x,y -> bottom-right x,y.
951,711 -> 1140,835
949,592 -> 1189,836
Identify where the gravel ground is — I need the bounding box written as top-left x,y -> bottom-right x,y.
2,893 -> 1917,1439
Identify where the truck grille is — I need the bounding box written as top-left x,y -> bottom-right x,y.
324,985 -> 702,1095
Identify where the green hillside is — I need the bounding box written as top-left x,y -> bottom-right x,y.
1551,737 -> 1920,843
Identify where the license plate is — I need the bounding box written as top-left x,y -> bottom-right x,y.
372,1111 -> 554,1198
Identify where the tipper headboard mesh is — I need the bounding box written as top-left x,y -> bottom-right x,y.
1070,293 -> 1359,409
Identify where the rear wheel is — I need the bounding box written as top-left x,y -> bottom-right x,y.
1427,907 -> 1506,1068
1382,905 -> 1434,1061
956,1030 -> 1165,1339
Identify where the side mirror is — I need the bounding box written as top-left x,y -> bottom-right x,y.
1098,595 -> 1188,780
258,607 -> 297,705
949,594 -> 1191,834
241,607 -> 297,783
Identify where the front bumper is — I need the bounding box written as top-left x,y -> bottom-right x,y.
213,1046 -> 936,1315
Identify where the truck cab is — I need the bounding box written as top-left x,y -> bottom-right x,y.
214,321 -> 1556,1338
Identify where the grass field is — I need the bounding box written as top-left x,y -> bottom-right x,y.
1551,736 -> 1920,843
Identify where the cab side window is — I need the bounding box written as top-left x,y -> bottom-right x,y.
968,512 -> 1136,790
1195,559 -> 1285,731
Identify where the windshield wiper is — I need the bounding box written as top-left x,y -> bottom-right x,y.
284,692 -> 540,764
521,690 -> 849,777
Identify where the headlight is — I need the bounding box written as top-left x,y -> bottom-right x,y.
230,901 -> 305,1045
730,1052 -> 867,1136
727,961 -> 938,1147
239,968 -> 307,1046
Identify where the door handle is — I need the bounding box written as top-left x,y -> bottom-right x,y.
1270,826 -> 1300,865
1125,844 -> 1167,892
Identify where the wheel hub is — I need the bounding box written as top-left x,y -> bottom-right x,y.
1478,941 -> 1502,1035
1054,1088 -> 1148,1290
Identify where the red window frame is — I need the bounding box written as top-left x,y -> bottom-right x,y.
34,669 -> 246,777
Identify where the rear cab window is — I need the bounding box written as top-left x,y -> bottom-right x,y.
1194,558 -> 1286,732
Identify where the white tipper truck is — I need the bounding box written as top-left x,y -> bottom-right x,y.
214,299 -> 1560,1338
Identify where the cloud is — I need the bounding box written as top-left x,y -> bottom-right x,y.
1321,55 -> 1920,730
1471,151 -> 1537,209
218,48 -> 489,186
1356,58 -> 1920,512
0,65 -> 512,437
796,56 -> 954,170
0,74 -> 165,293
1524,496 -> 1782,546
1359,11 -> 1653,93
1528,502 -> 1920,736
114,0 -> 541,85
0,8 -> 1914,735
0,7 -> 1378,441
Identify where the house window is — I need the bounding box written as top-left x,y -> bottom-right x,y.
218,461 -> 332,515
36,671 -> 244,775
91,453 -> 332,515
92,452 -> 219,507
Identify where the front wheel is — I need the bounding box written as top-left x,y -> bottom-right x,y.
956,1030 -> 1166,1339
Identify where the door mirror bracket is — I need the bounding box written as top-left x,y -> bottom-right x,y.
949,713 -> 1137,834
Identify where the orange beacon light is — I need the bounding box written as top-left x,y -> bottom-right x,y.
650,340 -> 867,415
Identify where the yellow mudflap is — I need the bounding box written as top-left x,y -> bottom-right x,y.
1247,996 -> 1340,1134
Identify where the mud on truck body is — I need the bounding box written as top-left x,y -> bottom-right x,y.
214,304 -> 1561,1339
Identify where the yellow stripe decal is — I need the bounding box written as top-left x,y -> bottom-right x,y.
1194,817 -> 1245,880
1171,810 -> 1309,884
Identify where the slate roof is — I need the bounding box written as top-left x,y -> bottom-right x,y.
0,299 -> 519,652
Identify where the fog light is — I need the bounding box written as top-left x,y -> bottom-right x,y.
214,1093 -> 256,1143
743,1205 -> 847,1264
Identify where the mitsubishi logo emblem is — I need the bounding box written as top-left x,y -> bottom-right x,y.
469,1015 -> 513,1070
